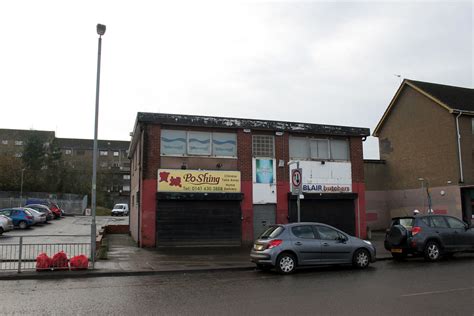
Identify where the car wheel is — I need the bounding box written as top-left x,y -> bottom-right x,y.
424,241 -> 442,262
391,253 -> 407,261
0,227 -> 3,235
19,221 -> 27,229
256,264 -> 272,271
353,249 -> 370,269
276,253 -> 296,274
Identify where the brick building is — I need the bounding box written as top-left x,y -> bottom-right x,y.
128,112 -> 370,247
0,128 -> 130,206
365,79 -> 474,229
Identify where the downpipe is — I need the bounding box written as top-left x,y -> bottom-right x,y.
455,112 -> 464,183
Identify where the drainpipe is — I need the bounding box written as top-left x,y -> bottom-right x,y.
455,111 -> 464,183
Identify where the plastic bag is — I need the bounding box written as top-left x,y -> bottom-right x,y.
51,251 -> 69,270
69,255 -> 89,270
35,253 -> 51,271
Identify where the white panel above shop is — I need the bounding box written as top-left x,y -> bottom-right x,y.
252,158 -> 277,204
289,161 -> 352,193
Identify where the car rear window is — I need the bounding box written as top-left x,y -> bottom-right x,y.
393,218 -> 414,229
259,226 -> 284,239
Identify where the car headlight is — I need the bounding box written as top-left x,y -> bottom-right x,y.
363,240 -> 372,246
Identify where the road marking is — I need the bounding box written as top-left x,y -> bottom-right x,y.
401,287 -> 474,297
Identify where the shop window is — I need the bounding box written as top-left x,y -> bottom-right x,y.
252,135 -> 274,157
212,132 -> 237,157
330,139 -> 349,160
161,130 -> 187,156
188,131 -> 211,155
310,139 -> 329,160
289,137 -> 309,159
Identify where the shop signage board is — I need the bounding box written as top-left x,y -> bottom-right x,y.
157,169 -> 241,193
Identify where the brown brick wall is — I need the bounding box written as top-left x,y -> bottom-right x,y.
237,130 -> 252,181
377,85 -> 459,189
143,124 -> 161,180
275,133 -> 289,181
350,137 -> 364,183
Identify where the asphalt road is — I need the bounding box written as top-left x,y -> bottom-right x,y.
1,258 -> 473,315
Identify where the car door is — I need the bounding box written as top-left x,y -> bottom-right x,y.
290,225 -> 322,265
0,209 -> 14,225
315,225 -> 352,263
429,216 -> 454,249
445,216 -> 473,251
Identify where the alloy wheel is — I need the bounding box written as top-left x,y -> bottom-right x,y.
279,256 -> 295,273
427,244 -> 440,260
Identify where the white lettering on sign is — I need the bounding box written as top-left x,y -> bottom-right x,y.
302,184 -> 351,193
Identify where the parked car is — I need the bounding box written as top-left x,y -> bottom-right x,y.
0,208 -> 35,229
0,214 -> 14,235
111,204 -> 129,216
22,207 -> 47,224
384,214 -> 474,261
250,222 -> 376,274
26,203 -> 60,219
24,204 -> 54,221
25,199 -> 62,218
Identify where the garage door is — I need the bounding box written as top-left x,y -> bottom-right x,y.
156,200 -> 241,246
289,195 -> 356,235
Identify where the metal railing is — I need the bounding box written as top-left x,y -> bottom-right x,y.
0,235 -> 91,273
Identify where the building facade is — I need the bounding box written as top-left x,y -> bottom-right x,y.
365,79 -> 474,230
0,128 -> 130,206
128,113 -> 370,247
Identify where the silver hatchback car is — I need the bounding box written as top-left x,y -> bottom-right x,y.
250,222 -> 376,274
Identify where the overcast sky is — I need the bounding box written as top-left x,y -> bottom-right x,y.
0,0 -> 472,158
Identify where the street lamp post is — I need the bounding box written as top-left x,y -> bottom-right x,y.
91,23 -> 106,268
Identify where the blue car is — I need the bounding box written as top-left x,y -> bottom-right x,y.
0,208 -> 35,229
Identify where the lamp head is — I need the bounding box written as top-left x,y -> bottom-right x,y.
97,24 -> 106,36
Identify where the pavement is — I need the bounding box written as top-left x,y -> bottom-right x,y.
0,229 -> 392,280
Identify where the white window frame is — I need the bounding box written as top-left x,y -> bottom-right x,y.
1,140 -> 8,145
15,141 -> 23,146
99,150 -> 108,156
113,151 -> 120,157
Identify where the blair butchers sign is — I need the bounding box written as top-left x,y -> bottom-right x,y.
303,184 -> 351,193
157,169 -> 241,193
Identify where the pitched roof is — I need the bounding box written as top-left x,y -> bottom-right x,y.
406,80 -> 474,112
373,79 -> 474,136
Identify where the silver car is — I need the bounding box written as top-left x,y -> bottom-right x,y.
23,207 -> 47,225
0,214 -> 14,235
250,222 -> 376,274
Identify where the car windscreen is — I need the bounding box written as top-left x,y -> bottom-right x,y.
114,205 -> 124,209
258,226 -> 284,239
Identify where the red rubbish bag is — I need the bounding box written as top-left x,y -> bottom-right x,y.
35,253 -> 51,271
70,255 -> 89,270
51,251 -> 69,270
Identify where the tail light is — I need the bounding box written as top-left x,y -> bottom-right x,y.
266,239 -> 283,249
412,226 -> 422,236
26,215 -> 33,220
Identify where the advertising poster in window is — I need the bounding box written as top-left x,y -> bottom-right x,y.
158,169 -> 241,193
256,159 -> 274,184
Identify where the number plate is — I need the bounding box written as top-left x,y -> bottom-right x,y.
391,248 -> 403,253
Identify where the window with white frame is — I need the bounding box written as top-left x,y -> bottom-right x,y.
289,136 -> 349,161
113,151 -> 119,157
122,185 -> 130,192
123,174 -> 131,180
65,149 -> 72,155
252,135 -> 274,157
1,140 -> 8,145
15,141 -> 23,146
188,131 -> 211,155
100,150 -> 108,156
14,152 -> 22,158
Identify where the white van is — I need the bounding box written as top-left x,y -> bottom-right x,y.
111,204 -> 129,216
